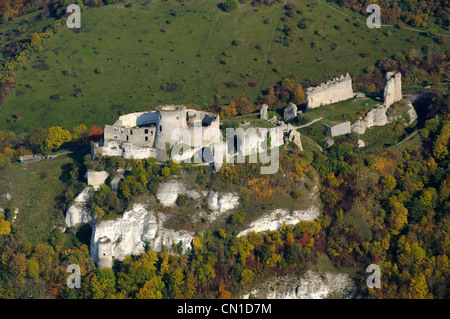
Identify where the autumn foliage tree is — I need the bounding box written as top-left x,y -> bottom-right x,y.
87,125 -> 104,142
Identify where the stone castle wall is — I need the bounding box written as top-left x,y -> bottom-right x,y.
383,71 -> 402,108
306,73 -> 354,109
96,105 -> 220,161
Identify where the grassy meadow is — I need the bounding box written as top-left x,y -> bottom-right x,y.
0,0 -> 445,133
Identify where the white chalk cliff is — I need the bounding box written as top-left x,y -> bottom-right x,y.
65,188 -> 93,227
242,270 -> 357,299
90,203 -> 194,264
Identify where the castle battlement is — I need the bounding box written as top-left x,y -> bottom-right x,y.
305,73 -> 354,109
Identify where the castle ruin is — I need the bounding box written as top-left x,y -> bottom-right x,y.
93,105 -> 221,162
383,71 -> 402,108
305,73 -> 354,109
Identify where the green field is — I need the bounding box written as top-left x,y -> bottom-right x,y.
0,0 -> 447,133
0,151 -> 87,243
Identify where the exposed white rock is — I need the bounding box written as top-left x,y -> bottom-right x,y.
364,106 -> 388,128
3,193 -> 12,201
207,191 -> 240,213
358,139 -> 366,148
156,179 -> 202,207
90,203 -> 194,265
238,206 -> 320,237
110,168 -> 125,192
283,102 -> 298,122
407,101 -> 418,124
156,179 -> 179,207
11,208 -> 19,224
65,188 -> 93,227
86,170 -> 110,190
242,270 -> 357,299
351,120 -> 366,135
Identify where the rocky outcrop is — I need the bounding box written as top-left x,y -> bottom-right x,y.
86,170 -> 109,190
156,179 -> 180,207
90,204 -> 194,266
306,73 -> 354,109
364,106 -> 388,128
110,168 -> 125,192
351,120 -> 366,135
286,127 -> 303,151
156,178 -> 203,207
207,191 -> 240,213
283,102 -> 298,122
358,139 -> 366,148
65,188 -> 93,227
260,104 -> 268,121
238,206 -> 320,237
242,270 -> 357,299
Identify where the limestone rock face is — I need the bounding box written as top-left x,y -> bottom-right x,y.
364,106 -> 388,128
86,171 -> 109,190
358,139 -> 366,148
242,270 -> 357,299
283,102 -> 298,122
111,168 -> 125,192
156,179 -> 179,207
286,128 -> 303,150
260,104 -> 268,121
238,207 -> 320,237
156,179 -> 202,207
407,101 -> 418,124
65,188 -> 93,227
90,204 -> 194,265
207,191 -> 240,213
351,120 -> 366,135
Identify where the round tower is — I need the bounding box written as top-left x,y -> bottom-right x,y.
155,105 -> 187,151
97,236 -> 113,269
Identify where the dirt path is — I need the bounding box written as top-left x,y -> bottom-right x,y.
390,130 -> 418,149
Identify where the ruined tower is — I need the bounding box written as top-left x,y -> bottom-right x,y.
383,71 -> 402,108
155,105 -> 188,153
97,236 -> 113,269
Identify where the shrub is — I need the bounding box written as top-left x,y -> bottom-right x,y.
231,39 -> 244,46
222,0 -> 239,12
94,66 -> 104,74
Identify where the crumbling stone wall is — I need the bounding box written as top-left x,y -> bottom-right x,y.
306,73 -> 354,109
383,71 -> 402,108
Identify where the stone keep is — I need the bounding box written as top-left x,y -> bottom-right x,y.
95,105 -> 220,162
283,102 -> 298,122
306,73 -> 354,109
383,71 -> 402,108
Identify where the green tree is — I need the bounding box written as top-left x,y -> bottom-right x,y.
222,0 -> 239,12
44,126 -> 72,151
